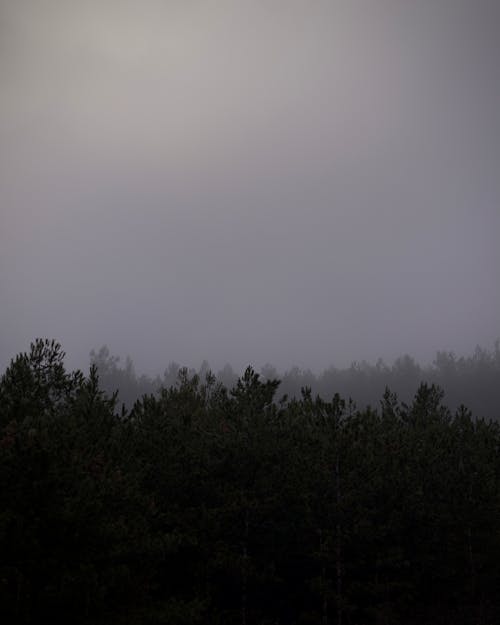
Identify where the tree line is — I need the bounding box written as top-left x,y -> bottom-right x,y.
91,342 -> 500,420
1,339 -> 500,624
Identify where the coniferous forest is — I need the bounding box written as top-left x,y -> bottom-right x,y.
2,339 -> 500,625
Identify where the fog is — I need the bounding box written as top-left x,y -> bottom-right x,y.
1,0 -> 499,375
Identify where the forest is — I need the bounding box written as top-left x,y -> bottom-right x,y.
2,339 -> 500,625
90,342 -> 500,421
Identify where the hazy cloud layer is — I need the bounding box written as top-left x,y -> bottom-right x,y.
1,0 -> 499,374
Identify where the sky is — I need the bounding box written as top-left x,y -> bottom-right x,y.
1,0 -> 499,375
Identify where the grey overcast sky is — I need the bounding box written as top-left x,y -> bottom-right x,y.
1,0 -> 499,374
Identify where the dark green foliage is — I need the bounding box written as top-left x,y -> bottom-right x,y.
91,342 -> 500,420
0,341 -> 148,623
2,340 -> 500,624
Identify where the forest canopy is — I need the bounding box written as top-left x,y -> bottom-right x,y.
1,339 -> 500,624
90,341 -> 500,420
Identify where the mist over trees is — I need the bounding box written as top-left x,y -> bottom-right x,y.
91,342 -> 500,421
2,2 -> 498,623
2,339 -> 500,624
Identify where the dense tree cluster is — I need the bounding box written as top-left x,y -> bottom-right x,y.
2,339 -> 500,624
91,343 -> 500,420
